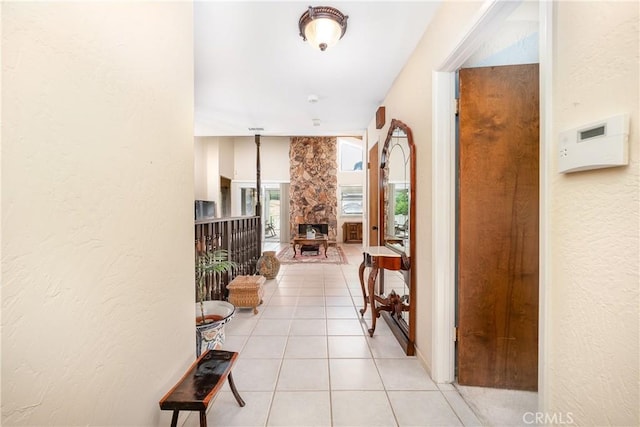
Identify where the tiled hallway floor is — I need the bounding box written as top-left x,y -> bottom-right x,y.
187,243 -> 484,426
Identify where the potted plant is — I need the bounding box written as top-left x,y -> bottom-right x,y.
195,249 -> 237,322
195,249 -> 237,355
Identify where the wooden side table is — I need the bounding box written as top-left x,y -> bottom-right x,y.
343,222 -> 363,243
291,234 -> 329,258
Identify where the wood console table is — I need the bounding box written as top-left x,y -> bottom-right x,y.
291,234 -> 329,258
358,246 -> 410,337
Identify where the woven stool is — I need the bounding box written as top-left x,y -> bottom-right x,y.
227,275 -> 266,314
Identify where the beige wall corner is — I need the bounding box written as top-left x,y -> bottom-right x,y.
2,3 -> 195,425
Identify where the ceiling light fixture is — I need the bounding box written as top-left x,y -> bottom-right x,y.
298,6 -> 348,52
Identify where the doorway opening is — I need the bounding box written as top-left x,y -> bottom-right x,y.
264,187 -> 281,240
220,176 -> 231,218
431,0 -> 550,392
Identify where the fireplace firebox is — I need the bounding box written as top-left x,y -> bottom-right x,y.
297,223 -> 329,235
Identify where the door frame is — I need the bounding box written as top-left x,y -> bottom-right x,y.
368,142 -> 379,246
430,0 -> 552,400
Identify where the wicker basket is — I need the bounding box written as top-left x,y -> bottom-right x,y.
227,275 -> 266,314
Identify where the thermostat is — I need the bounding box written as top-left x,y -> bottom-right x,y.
558,114 -> 629,173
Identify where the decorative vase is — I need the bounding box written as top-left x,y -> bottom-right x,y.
256,250 -> 280,279
195,300 -> 236,356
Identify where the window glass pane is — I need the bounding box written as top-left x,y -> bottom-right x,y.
341,186 -> 363,215
339,139 -> 363,171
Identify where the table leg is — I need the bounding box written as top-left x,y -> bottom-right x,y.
367,263 -> 380,337
199,410 -> 207,427
227,372 -> 246,407
358,259 -> 367,316
170,410 -> 179,427
292,243 -> 297,258
324,241 -> 328,258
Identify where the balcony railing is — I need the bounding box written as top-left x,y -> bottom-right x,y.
195,216 -> 261,300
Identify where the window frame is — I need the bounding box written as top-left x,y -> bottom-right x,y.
338,138 -> 364,172
339,185 -> 363,216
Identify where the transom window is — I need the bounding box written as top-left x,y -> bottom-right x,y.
339,139 -> 363,171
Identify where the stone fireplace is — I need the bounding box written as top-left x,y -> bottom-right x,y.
289,136 -> 337,241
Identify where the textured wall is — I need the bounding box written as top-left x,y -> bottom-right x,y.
366,0 -> 484,372
233,136 -> 291,182
549,1 -> 639,425
289,137 -> 338,240
2,3 -> 195,425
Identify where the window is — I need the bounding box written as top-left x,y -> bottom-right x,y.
340,186 -> 363,215
339,138 -> 363,171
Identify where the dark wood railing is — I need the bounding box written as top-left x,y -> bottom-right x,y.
195,216 -> 261,300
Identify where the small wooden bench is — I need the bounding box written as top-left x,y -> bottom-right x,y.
159,349 -> 245,427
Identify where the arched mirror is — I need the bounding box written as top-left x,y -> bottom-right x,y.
380,119 -> 415,353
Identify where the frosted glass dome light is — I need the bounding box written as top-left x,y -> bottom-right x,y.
298,6 -> 348,52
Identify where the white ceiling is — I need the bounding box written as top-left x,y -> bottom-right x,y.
194,1 -> 441,137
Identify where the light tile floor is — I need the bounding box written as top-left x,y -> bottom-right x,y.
186,243 -> 487,426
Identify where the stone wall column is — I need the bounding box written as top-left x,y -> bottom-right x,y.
289,137 -> 338,241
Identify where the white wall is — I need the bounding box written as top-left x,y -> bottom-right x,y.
229,136 -> 290,218
194,136 -> 236,212
194,137 -> 208,199
219,137 -> 235,179
547,1 -> 639,424
366,0 -> 484,373
337,137 -> 364,242
2,3 -> 195,425
194,136 -> 220,202
233,136 -> 290,182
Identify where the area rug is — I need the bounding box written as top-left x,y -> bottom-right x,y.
276,244 -> 348,264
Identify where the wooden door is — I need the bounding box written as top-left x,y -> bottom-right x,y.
457,64 -> 539,391
368,143 -> 379,246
